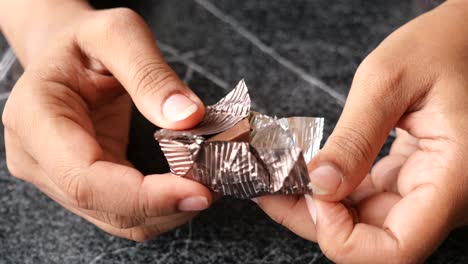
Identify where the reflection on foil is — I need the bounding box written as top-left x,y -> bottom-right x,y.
250,112 -> 323,163
155,79 -> 324,198
185,80 -> 250,135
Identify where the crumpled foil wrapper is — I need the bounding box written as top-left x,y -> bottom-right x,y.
154,79 -> 324,198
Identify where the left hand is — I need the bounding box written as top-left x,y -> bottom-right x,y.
2,6 -> 211,241
254,1 -> 468,263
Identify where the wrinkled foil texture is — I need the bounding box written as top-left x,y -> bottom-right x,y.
155,79 -> 324,198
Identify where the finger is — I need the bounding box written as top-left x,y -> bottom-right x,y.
355,192 -> 401,227
350,130 -> 419,203
5,91 -> 213,217
371,129 -> 420,193
91,93 -> 132,160
18,161 -> 192,230
307,58 -> 419,201
55,197 -> 196,242
254,195 -> 317,242
75,207 -> 196,229
74,162 -> 213,217
370,155 -> 406,193
390,128 -> 419,157
76,8 -> 205,129
4,129 -> 39,182
346,173 -> 379,205
3,136 -> 176,230
311,184 -> 451,264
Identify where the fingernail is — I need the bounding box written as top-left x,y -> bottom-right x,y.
163,94 -> 198,122
178,196 -> 209,211
251,198 -> 258,204
309,164 -> 342,195
304,194 -> 317,224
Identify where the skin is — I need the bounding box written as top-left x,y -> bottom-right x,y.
0,0 -> 212,241
1,0 -> 467,262
256,1 -> 468,263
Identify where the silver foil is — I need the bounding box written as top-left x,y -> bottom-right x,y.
249,112 -> 323,163
154,79 -> 324,198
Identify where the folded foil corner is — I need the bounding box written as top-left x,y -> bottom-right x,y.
154,79 -> 324,198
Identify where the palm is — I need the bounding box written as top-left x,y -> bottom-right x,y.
257,127 -> 455,245
53,52 -> 134,167
349,129 -> 435,227
90,93 -> 132,165
28,60 -> 200,237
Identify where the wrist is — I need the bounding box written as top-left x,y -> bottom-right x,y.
0,0 -> 93,65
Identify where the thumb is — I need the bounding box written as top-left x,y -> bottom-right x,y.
308,197 -> 401,264
309,60 -> 411,200
77,8 -> 205,129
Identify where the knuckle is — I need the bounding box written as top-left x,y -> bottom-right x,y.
320,239 -> 350,263
2,104 -> 14,130
102,213 -> 142,229
270,212 -> 287,227
330,125 -> 376,165
63,171 -> 92,209
136,179 -> 174,218
320,245 -> 341,263
99,8 -> 144,33
350,57 -> 410,127
356,57 -> 404,92
90,8 -> 146,45
5,157 -> 25,180
355,57 -> 406,108
128,226 -> 162,242
131,57 -> 177,98
2,92 -> 21,132
109,7 -> 143,23
139,190 -> 153,218
137,187 -> 157,218
4,132 -> 29,181
383,247 -> 407,264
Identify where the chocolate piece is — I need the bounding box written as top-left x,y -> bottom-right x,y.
207,119 -> 250,142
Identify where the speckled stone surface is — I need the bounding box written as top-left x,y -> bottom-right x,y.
1,0 -> 467,263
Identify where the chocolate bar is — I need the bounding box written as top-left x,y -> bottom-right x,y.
207,119 -> 250,142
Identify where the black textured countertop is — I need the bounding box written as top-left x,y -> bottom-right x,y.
1,1 -> 467,263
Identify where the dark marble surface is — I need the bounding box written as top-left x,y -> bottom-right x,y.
1,0 -> 467,263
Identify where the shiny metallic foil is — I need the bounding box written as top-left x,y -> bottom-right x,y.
154,79 -> 324,198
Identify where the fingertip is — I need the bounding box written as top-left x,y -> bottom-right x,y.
158,91 -> 205,130
308,163 -> 343,197
371,155 -> 405,193
313,198 -> 352,230
132,77 -> 205,130
175,177 -> 212,212
178,195 -> 209,212
180,96 -> 205,129
142,173 -> 213,214
308,157 -> 370,202
304,194 -> 317,225
168,173 -> 213,199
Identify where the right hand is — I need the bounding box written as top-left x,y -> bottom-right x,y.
254,1 -> 468,262
3,7 -> 212,241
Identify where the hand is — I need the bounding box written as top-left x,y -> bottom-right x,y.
2,7 -> 212,241
255,1 -> 468,263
